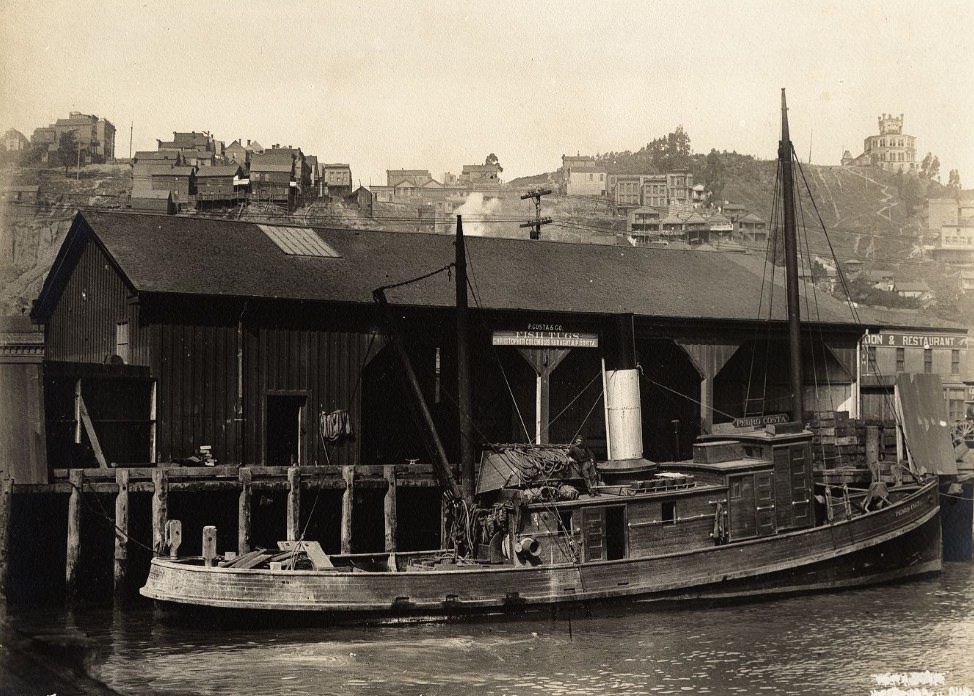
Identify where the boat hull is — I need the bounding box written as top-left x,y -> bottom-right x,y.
141,479 -> 942,624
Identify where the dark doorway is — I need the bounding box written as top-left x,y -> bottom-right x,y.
266,394 -> 306,466
605,505 -> 627,560
637,339 -> 700,461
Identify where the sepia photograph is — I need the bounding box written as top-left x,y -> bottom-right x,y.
0,1 -> 972,693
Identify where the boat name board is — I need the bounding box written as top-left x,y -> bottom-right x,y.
492,330 -> 599,348
862,333 -> 970,349
732,414 -> 788,428
895,500 -> 923,518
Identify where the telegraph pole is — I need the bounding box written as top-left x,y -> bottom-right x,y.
520,188 -> 552,240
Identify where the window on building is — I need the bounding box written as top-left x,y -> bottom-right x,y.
867,346 -> 877,374
115,321 -> 129,363
896,347 -> 905,372
923,349 -> 933,373
951,350 -> 960,374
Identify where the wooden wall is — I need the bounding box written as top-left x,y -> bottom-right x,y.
46,241 -> 140,365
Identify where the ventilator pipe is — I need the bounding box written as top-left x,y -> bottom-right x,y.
515,537 -> 541,558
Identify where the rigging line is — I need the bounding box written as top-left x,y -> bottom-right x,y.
571,387 -> 607,444
794,156 -> 864,325
541,369 -> 604,439
462,249 -> 531,442
374,262 -> 455,293
792,147 -> 830,420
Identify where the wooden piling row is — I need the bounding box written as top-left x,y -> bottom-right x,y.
43,464 -> 434,599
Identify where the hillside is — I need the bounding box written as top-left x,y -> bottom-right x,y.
1,158 -> 970,321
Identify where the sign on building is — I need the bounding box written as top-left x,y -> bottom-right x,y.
492,324 -> 598,348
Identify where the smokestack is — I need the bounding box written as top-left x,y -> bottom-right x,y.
604,314 -> 643,461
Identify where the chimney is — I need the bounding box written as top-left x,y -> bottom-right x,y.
247,139 -> 250,146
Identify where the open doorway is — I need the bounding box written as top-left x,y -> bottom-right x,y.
266,393 -> 307,466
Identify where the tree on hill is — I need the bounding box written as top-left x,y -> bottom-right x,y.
58,130 -> 78,174
898,174 -> 926,217
947,169 -> 961,193
703,149 -> 725,205
485,153 -> 502,172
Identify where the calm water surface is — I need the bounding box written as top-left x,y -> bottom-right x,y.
9,563 -> 974,695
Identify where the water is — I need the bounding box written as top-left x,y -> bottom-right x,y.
7,563 -> 974,696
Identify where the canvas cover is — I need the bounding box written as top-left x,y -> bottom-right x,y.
895,372 -> 958,476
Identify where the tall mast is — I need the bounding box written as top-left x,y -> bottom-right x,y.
779,88 -> 804,422
455,216 -> 475,503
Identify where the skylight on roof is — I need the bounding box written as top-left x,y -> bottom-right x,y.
258,224 -> 340,257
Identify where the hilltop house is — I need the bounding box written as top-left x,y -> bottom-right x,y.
31,112 -> 116,164
841,113 -> 917,173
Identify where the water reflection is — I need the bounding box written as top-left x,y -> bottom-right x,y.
8,564 -> 974,695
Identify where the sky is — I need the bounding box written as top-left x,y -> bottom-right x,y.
1,1 -> 972,187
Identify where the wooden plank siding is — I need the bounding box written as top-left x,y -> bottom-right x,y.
46,241 -> 139,364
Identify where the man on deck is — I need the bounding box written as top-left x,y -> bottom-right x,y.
569,436 -> 602,496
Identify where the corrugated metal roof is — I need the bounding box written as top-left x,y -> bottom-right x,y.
32,211 -> 963,332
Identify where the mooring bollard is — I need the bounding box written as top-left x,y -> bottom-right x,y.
202,525 -> 217,567
166,519 -> 182,559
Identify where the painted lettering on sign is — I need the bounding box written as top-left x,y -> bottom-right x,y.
732,414 -> 789,428
492,330 -> 599,348
861,333 -> 970,349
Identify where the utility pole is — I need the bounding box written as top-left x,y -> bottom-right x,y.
520,188 -> 552,240
129,122 -> 133,160
76,131 -> 81,181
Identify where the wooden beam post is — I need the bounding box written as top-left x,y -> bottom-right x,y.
202,525 -> 217,567
78,394 -> 108,468
286,466 -> 300,542
238,467 -> 252,554
66,469 -> 83,600
0,478 -> 13,599
151,469 -> 168,556
113,469 -> 129,597
383,465 -> 397,553
341,465 -> 355,554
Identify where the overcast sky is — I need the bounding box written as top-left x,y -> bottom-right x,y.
1,1 -> 971,186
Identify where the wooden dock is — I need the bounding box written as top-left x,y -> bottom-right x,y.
0,463 -> 441,602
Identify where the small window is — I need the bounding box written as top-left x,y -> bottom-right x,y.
951,350 -> 960,375
866,346 -> 877,374
924,350 -> 932,373
662,501 -> 676,526
115,321 -> 129,363
895,347 -> 905,372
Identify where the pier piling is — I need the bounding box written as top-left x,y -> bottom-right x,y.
202,525 -> 217,566
286,466 -> 300,542
65,470 -> 83,599
238,467 -> 252,554
151,469 -> 168,556
113,469 -> 129,596
0,477 -> 13,598
384,465 -> 397,553
341,465 -> 355,554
